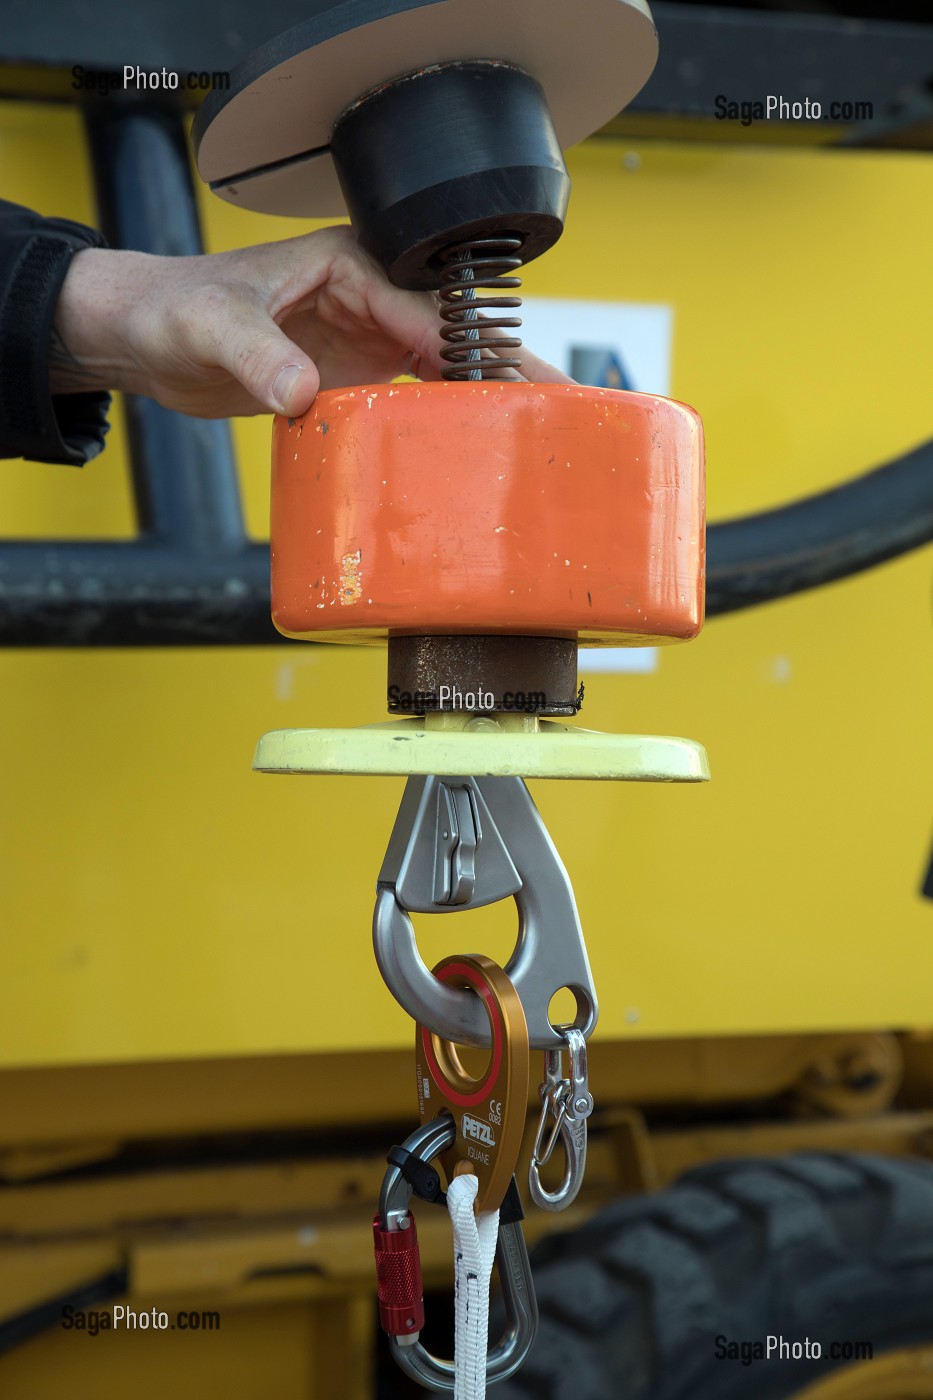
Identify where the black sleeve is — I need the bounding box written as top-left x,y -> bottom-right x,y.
0,198 -> 112,466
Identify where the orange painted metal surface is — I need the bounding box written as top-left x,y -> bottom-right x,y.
270,382 -> 704,644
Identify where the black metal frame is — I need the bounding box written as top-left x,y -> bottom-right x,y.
631,3 -> 933,146
0,4 -> 931,645
0,103 -> 277,646
0,98 -> 931,644
2,3 -> 932,142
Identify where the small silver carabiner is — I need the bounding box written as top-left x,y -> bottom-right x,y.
376,1115 -> 538,1391
528,1027 -> 593,1211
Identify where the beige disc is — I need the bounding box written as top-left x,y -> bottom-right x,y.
193,0 -> 657,217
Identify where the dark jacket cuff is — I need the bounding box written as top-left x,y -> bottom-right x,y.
0,204 -> 111,465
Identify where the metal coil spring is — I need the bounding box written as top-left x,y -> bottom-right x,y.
438,237 -> 523,380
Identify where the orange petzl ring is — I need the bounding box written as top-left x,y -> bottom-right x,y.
270,381 -> 704,645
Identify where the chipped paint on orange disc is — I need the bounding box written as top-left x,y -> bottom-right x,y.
270,382 -> 704,644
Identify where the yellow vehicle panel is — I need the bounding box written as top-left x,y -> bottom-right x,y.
0,102 -> 931,1066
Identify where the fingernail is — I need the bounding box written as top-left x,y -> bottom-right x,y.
272,364 -> 303,412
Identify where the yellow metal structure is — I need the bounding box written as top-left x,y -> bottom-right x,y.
795,1347 -> 933,1399
3,1045 -> 933,1399
1,101 -> 931,1068
1,58 -> 932,1398
0,1032 -> 912,1151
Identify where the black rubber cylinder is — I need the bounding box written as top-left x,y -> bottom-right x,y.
330,61 -> 570,289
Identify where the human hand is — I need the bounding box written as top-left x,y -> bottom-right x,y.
50,224 -> 572,417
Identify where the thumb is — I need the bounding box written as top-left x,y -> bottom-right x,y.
208,300 -> 320,415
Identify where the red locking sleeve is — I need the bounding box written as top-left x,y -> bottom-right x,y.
372,1213 -> 425,1338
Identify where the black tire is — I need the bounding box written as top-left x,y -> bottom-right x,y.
491,1153 -> 933,1400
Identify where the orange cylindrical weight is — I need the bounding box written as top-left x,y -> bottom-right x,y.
270,381 -> 704,644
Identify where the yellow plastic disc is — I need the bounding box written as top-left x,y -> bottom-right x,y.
252,715 -> 709,781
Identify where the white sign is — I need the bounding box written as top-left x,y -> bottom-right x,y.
519,297 -> 673,395
579,648 -> 658,675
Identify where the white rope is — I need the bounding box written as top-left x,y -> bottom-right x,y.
447,1173 -> 500,1400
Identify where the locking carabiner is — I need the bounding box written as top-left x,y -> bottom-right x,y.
374,1115 -> 538,1391
528,1027 -> 594,1211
